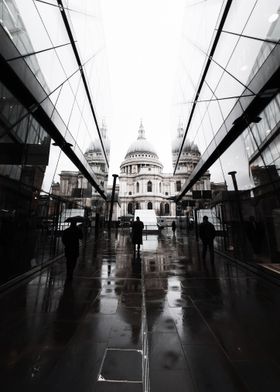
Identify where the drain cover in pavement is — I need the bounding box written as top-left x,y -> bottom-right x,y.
98,349 -> 142,382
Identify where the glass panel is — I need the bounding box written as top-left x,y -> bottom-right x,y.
68,71 -> 83,97
34,0 -> 70,47
225,37 -> 264,86
55,80 -> 76,126
67,8 -> 104,61
29,50 -> 68,92
2,0 -> 52,56
243,0 -> 280,41
223,0 -> 257,35
53,44 -> 79,79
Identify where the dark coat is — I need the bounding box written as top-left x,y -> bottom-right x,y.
199,221 -> 216,243
62,225 -> 83,258
132,220 -> 144,245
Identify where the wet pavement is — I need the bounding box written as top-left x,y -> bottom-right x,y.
1,228 -> 280,391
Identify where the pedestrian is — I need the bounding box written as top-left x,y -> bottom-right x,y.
132,216 -> 144,256
171,220 -> 176,234
62,221 -> 83,280
199,215 -> 216,263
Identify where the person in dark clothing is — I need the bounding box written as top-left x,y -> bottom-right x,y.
171,220 -> 176,234
132,216 -> 144,256
199,215 -> 216,263
62,221 -> 83,280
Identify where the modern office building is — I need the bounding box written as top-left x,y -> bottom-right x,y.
0,0 -> 111,283
171,1 -> 280,265
51,121 -> 110,212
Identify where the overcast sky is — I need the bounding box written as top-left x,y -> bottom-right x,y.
100,0 -> 186,181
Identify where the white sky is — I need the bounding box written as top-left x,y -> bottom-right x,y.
100,0 -> 186,182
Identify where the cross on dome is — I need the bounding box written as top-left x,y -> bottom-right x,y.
177,121 -> 184,138
137,120 -> 146,140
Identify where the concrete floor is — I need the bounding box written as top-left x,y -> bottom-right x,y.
1,228 -> 280,391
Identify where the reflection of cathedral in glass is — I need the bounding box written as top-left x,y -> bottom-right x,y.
117,121 -> 211,217
52,121 -> 110,208
85,120 -> 110,178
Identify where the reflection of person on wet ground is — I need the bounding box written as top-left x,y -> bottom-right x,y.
132,216 -> 144,258
57,281 -> 75,317
125,263 -> 142,344
171,220 -> 176,235
62,221 -> 83,281
53,282 -> 77,343
131,257 -> 141,274
199,216 -> 216,263
203,258 -> 217,277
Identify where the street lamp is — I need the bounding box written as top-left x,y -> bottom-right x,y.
228,170 -> 243,223
228,171 -> 238,192
108,174 -> 118,229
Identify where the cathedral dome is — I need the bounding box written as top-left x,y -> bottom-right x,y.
86,139 -> 102,153
172,123 -> 200,154
125,122 -> 158,158
85,121 -> 110,154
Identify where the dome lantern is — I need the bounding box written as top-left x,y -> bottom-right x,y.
125,121 -> 159,159
138,119 -> 145,140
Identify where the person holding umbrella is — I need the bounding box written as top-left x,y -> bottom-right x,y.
62,217 -> 83,281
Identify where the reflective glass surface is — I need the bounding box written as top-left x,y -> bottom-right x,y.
0,0 -> 111,284
172,0 -> 280,265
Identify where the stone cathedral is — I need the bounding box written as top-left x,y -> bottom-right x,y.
116,121 -> 211,219
53,121 -> 211,220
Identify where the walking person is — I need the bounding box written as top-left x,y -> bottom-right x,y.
171,220 -> 176,234
199,215 -> 216,263
62,221 -> 83,280
132,216 -> 144,257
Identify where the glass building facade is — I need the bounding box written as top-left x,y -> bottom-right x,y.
173,0 -> 280,266
0,0 -> 111,284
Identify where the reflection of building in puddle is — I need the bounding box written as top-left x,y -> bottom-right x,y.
144,255 -> 169,274
98,296 -> 119,314
142,234 -> 158,251
145,275 -> 168,292
168,276 -> 181,291
114,254 -> 134,276
115,232 -> 132,248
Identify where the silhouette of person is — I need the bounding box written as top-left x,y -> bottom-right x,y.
132,216 -> 144,257
171,220 -> 176,234
62,221 -> 83,280
199,215 -> 216,263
